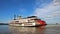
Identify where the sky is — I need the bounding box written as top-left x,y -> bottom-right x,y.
0,0 -> 60,24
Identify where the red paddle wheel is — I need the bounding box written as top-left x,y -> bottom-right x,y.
37,19 -> 46,26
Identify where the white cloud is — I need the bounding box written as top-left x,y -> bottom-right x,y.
32,0 -> 60,24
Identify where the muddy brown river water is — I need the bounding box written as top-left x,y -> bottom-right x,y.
0,25 -> 60,34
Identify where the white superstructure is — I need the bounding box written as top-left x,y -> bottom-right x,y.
9,16 -> 40,26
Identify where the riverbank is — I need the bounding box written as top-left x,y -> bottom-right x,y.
0,23 -> 8,25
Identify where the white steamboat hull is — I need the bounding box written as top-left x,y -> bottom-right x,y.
9,23 -> 40,27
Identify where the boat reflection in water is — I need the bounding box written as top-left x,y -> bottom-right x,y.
9,26 -> 46,34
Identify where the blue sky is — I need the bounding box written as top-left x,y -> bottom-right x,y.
0,0 -> 60,24
0,0 -> 35,23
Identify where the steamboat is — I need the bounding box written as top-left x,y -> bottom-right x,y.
9,16 -> 47,27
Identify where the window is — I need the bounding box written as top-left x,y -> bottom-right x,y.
15,21 -> 19,22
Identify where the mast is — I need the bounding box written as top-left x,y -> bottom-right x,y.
14,14 -> 16,20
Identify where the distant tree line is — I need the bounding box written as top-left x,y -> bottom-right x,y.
0,23 -> 8,25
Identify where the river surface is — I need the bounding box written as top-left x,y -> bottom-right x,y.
0,25 -> 60,34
